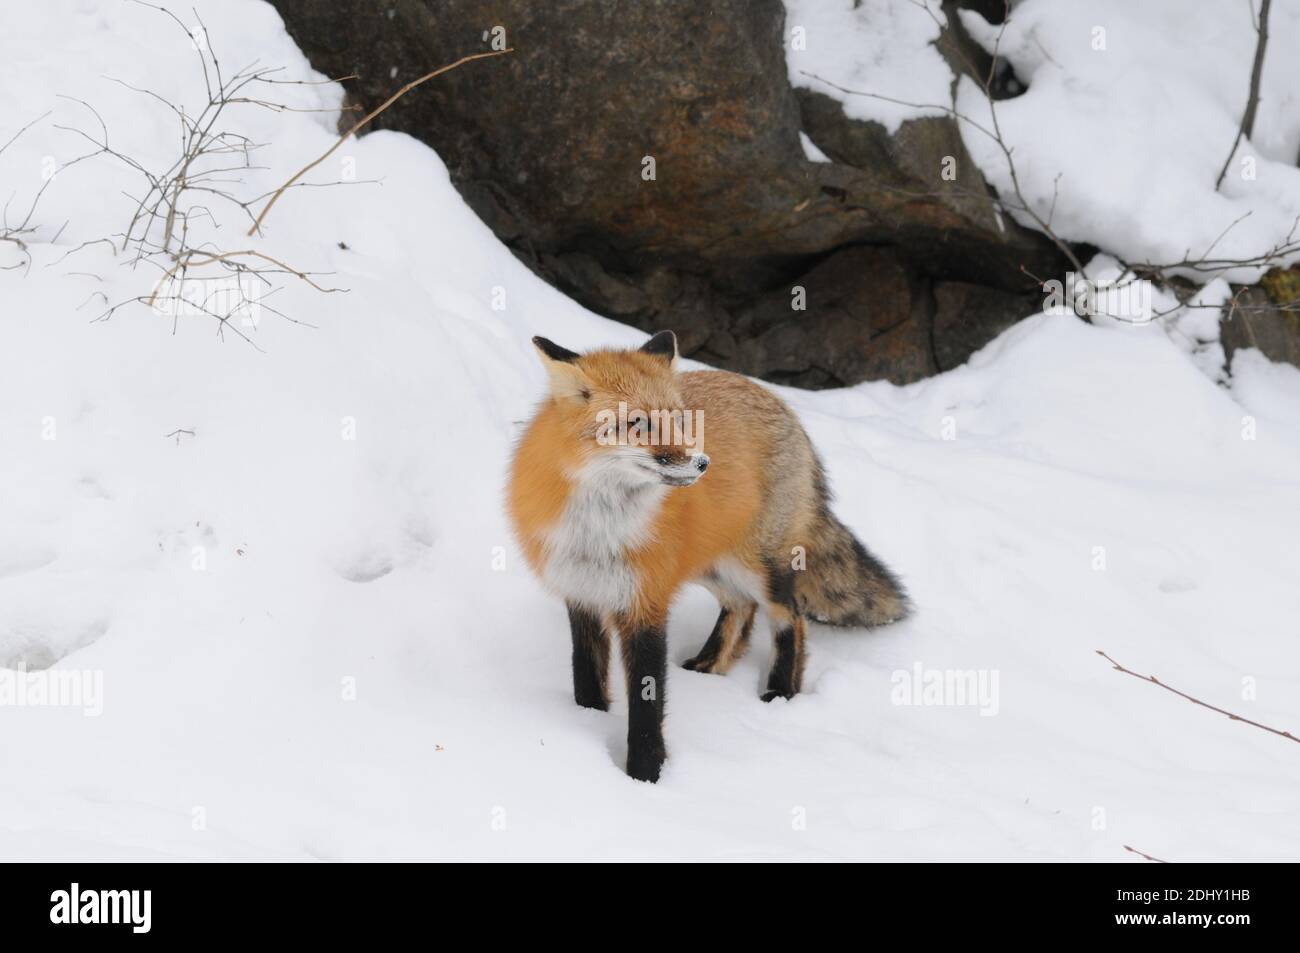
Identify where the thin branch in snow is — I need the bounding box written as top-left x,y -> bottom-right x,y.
1120,211 -> 1300,282
49,1 -> 357,342
802,68 -> 1087,279
800,2 -> 1089,285
146,248 -> 345,307
1097,650 -> 1299,745
0,109 -> 52,157
1215,0 -> 1272,190
1123,845 -> 1169,864
0,108 -> 104,273
248,47 -> 515,235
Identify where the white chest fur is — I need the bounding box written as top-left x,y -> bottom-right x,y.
541,460 -> 666,613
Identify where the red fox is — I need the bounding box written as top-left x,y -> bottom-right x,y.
507,331 -> 908,782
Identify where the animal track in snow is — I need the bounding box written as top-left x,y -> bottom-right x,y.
336,551 -> 394,583
0,546 -> 57,579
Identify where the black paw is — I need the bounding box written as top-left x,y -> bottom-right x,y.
626,746 -> 666,783
574,682 -> 608,710
682,655 -> 719,674
760,689 -> 793,703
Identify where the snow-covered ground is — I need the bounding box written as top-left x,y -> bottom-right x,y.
2,1 -> 1299,861
790,0 -> 1300,283
785,0 -> 956,133
958,0 -> 1300,283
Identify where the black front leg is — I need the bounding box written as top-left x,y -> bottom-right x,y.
620,623 -> 667,783
567,602 -> 609,711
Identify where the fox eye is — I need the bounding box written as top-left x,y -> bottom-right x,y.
653,450 -> 674,465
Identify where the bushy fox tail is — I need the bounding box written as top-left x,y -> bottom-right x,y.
796,509 -> 909,628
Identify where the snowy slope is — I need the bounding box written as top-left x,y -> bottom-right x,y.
956,0 -> 1300,283
2,1 -> 1299,862
790,0 -> 1300,284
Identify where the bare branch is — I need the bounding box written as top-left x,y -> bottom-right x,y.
802,68 -> 1087,278
1123,845 -> 1169,864
247,47 -> 515,234
1215,0 -> 1272,190
146,248 -> 345,306
1097,650 -> 1299,745
53,0 -> 351,341
0,109 -> 52,157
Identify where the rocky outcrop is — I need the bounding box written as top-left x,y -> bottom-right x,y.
269,0 -> 1065,386
1222,273 -> 1300,369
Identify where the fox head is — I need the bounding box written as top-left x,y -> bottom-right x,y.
531,330 -> 709,488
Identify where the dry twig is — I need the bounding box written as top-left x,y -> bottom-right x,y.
1215,0 -> 1272,190
1123,845 -> 1169,864
48,1 -> 356,342
247,47 -> 514,235
1097,650 -> 1299,745
799,1 -> 1087,281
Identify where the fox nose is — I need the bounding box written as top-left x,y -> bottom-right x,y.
694,454 -> 710,472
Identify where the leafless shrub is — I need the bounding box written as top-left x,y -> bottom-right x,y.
0,109 -> 103,274
51,0 -> 362,343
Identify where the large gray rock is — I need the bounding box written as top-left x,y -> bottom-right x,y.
1222,284 -> 1300,369
269,0 -> 1066,386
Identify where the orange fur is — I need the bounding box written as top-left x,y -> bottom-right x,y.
508,332 -> 907,778
507,348 -> 774,629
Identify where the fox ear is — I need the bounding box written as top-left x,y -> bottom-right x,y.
640,330 -> 678,369
533,336 -> 580,363
532,336 -> 590,400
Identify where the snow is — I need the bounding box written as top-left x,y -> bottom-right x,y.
799,131 -> 831,163
2,0 -> 1300,861
783,0 -> 1300,284
956,0 -> 1300,284
783,0 -> 955,134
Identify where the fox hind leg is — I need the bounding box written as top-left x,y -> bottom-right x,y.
683,602 -> 757,675
761,610 -> 807,702
761,561 -> 806,702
